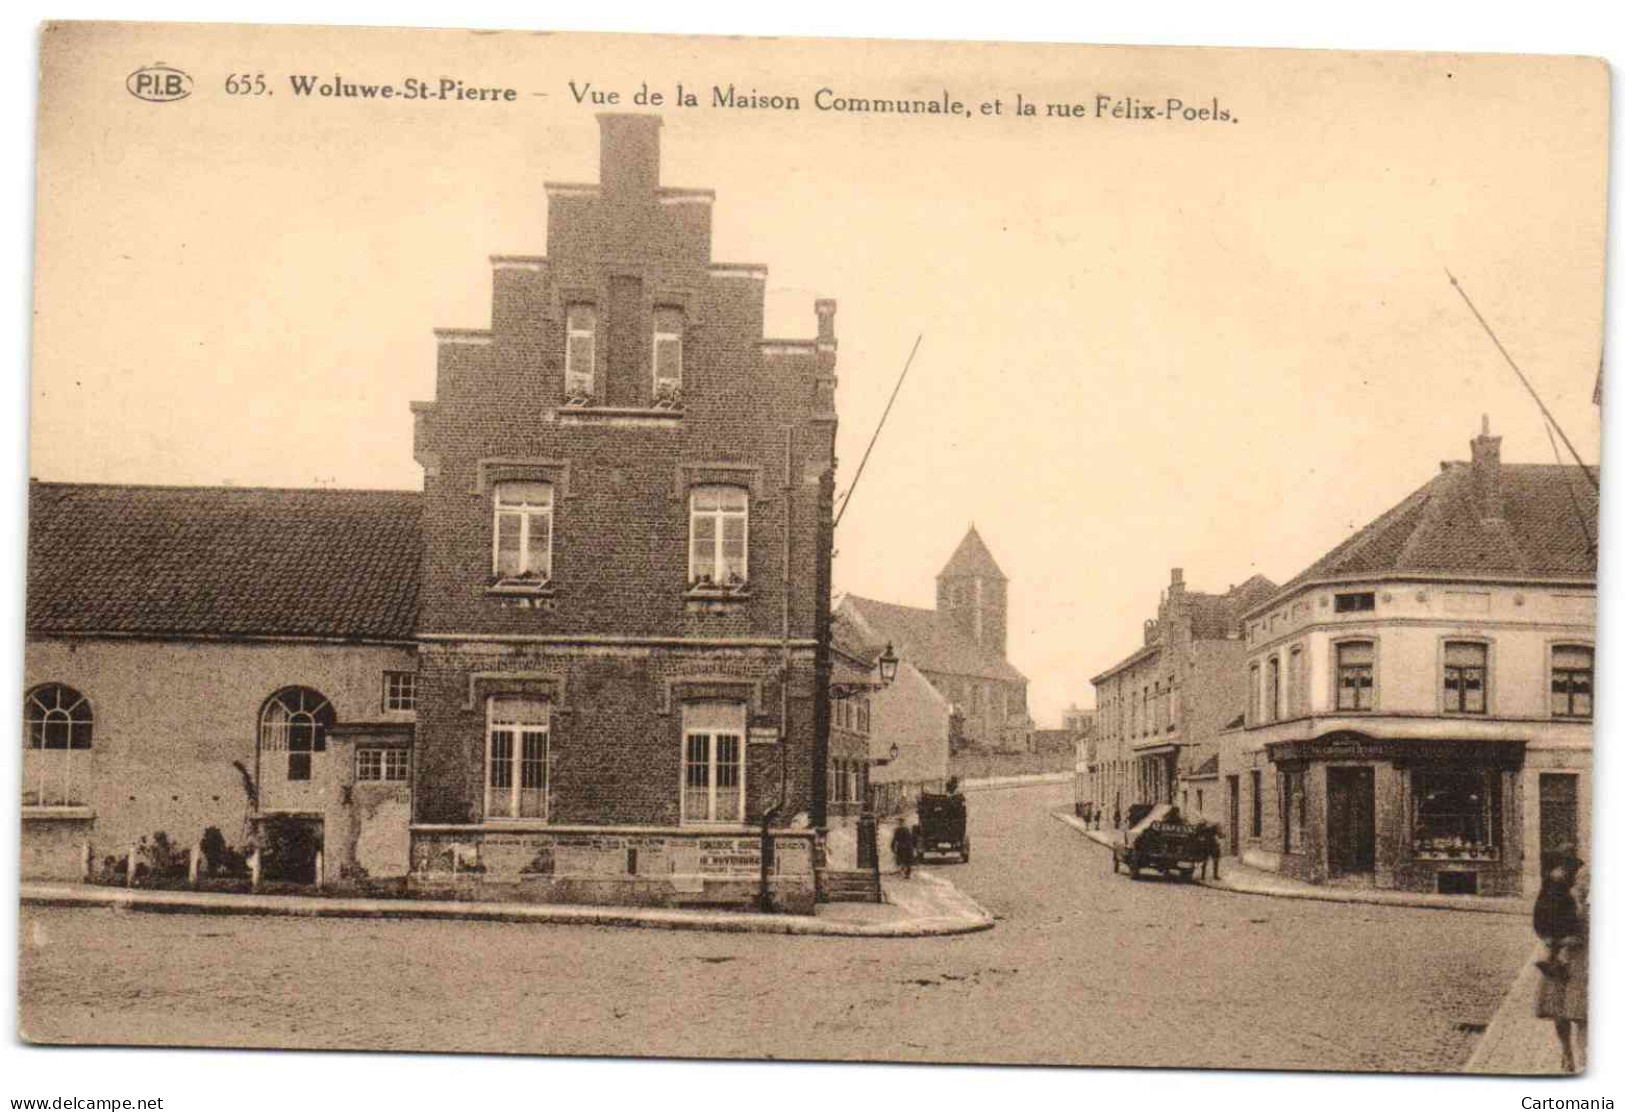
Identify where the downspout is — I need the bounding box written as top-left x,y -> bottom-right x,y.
760,426 -> 794,913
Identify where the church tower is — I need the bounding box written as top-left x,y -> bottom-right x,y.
935,525 -> 1009,660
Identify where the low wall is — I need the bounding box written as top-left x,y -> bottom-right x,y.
408,826 -> 819,914
949,750 -> 1074,781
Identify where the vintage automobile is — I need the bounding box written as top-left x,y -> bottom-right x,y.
1110,803 -> 1209,881
915,790 -> 969,863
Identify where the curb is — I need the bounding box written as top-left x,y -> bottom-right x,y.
1048,810 -> 1527,917
21,879 -> 995,940
1462,943 -> 1561,1075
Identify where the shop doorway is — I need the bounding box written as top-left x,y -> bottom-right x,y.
1538,773 -> 1580,873
1326,766 -> 1376,875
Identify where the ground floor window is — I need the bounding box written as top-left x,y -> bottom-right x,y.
683,702 -> 744,823
486,697 -> 548,820
1250,769 -> 1263,838
356,747 -> 410,782
23,683 -> 93,807
1411,768 -> 1500,861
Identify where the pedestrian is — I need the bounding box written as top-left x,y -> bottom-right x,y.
890,815 -> 917,880
1533,850 -> 1588,1073
1199,822 -> 1222,881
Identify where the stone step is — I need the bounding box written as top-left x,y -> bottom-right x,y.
818,868 -> 883,903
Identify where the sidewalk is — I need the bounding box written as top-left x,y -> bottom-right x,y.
1463,943 -> 1576,1074
1049,809 -> 1530,917
21,872 -> 993,939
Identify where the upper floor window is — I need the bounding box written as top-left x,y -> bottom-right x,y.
652,307 -> 683,400
564,304 -> 596,399
1335,641 -> 1374,711
682,701 -> 744,824
1287,645 -> 1306,717
856,696 -> 871,736
1442,641 -> 1488,715
260,687 -> 334,782
1265,657 -> 1281,723
1334,591 -> 1376,613
383,670 -> 417,713
23,683 -> 93,807
1551,645 -> 1594,719
1247,663 -> 1261,724
494,481 -> 553,583
689,486 -> 748,588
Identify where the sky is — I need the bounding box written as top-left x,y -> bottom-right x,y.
26,26 -> 1608,730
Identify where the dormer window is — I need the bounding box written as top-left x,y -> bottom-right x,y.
494,481 -> 553,583
565,304 -> 596,400
653,307 -> 683,402
689,485 -> 747,588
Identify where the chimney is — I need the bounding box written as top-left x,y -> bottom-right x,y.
1170,567 -> 1185,593
598,114 -> 661,200
815,299 -> 837,343
1470,414 -> 1504,521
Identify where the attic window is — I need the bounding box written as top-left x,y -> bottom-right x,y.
1334,591 -> 1376,613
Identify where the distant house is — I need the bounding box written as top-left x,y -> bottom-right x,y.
1085,568 -> 1276,823
1229,421 -> 1595,897
839,527 -> 1033,753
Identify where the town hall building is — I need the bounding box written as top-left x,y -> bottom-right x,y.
24,114 -> 853,912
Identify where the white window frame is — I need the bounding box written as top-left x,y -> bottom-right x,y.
485,697 -> 549,821
492,481 -> 554,582
681,702 -> 746,825
382,670 -> 417,713
23,683 -> 93,808
356,747 -> 410,783
565,304 -> 596,398
652,307 -> 683,397
688,485 -> 749,587
259,687 -> 333,783
1550,642 -> 1595,720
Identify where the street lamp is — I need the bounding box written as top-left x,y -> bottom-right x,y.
830,642 -> 900,701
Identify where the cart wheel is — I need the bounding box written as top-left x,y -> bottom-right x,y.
961,840 -> 970,864
1129,866 -> 1141,880
1179,868 -> 1196,882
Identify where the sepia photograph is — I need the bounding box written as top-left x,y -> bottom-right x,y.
5,8 -> 1619,1111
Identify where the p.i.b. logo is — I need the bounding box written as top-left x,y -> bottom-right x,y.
126,62 -> 193,103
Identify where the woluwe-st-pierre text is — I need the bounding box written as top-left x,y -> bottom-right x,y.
289,75 -> 518,101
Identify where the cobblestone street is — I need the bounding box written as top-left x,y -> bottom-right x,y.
18,783 -> 1531,1071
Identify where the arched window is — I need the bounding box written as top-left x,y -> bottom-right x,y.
260,687 -> 335,782
23,683 -> 92,807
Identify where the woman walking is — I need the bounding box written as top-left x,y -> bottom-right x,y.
1533,851 -> 1588,1073
890,816 -> 917,880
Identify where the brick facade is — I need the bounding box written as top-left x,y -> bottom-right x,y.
407,114 -> 838,889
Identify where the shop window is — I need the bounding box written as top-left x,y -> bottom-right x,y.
564,304 -> 596,399
22,683 -> 93,808
260,687 -> 334,782
1412,769 -> 1500,861
1250,769 -> 1263,838
1281,769 -> 1305,853
493,481 -> 553,583
689,486 -> 748,588
486,697 -> 548,820
1442,641 -> 1488,715
1335,641 -> 1375,711
1551,645 -> 1594,719
682,702 -> 745,824
382,670 -> 417,713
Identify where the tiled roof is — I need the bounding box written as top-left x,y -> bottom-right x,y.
1188,575 -> 1277,639
1257,461 -> 1597,615
839,595 -> 1027,686
28,482 -> 422,641
938,525 -> 1007,581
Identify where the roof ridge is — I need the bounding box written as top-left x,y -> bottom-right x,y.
31,479 -> 422,497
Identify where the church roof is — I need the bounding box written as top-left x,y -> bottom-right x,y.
27,481 -> 423,642
839,595 -> 1027,686
937,525 -> 1006,581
